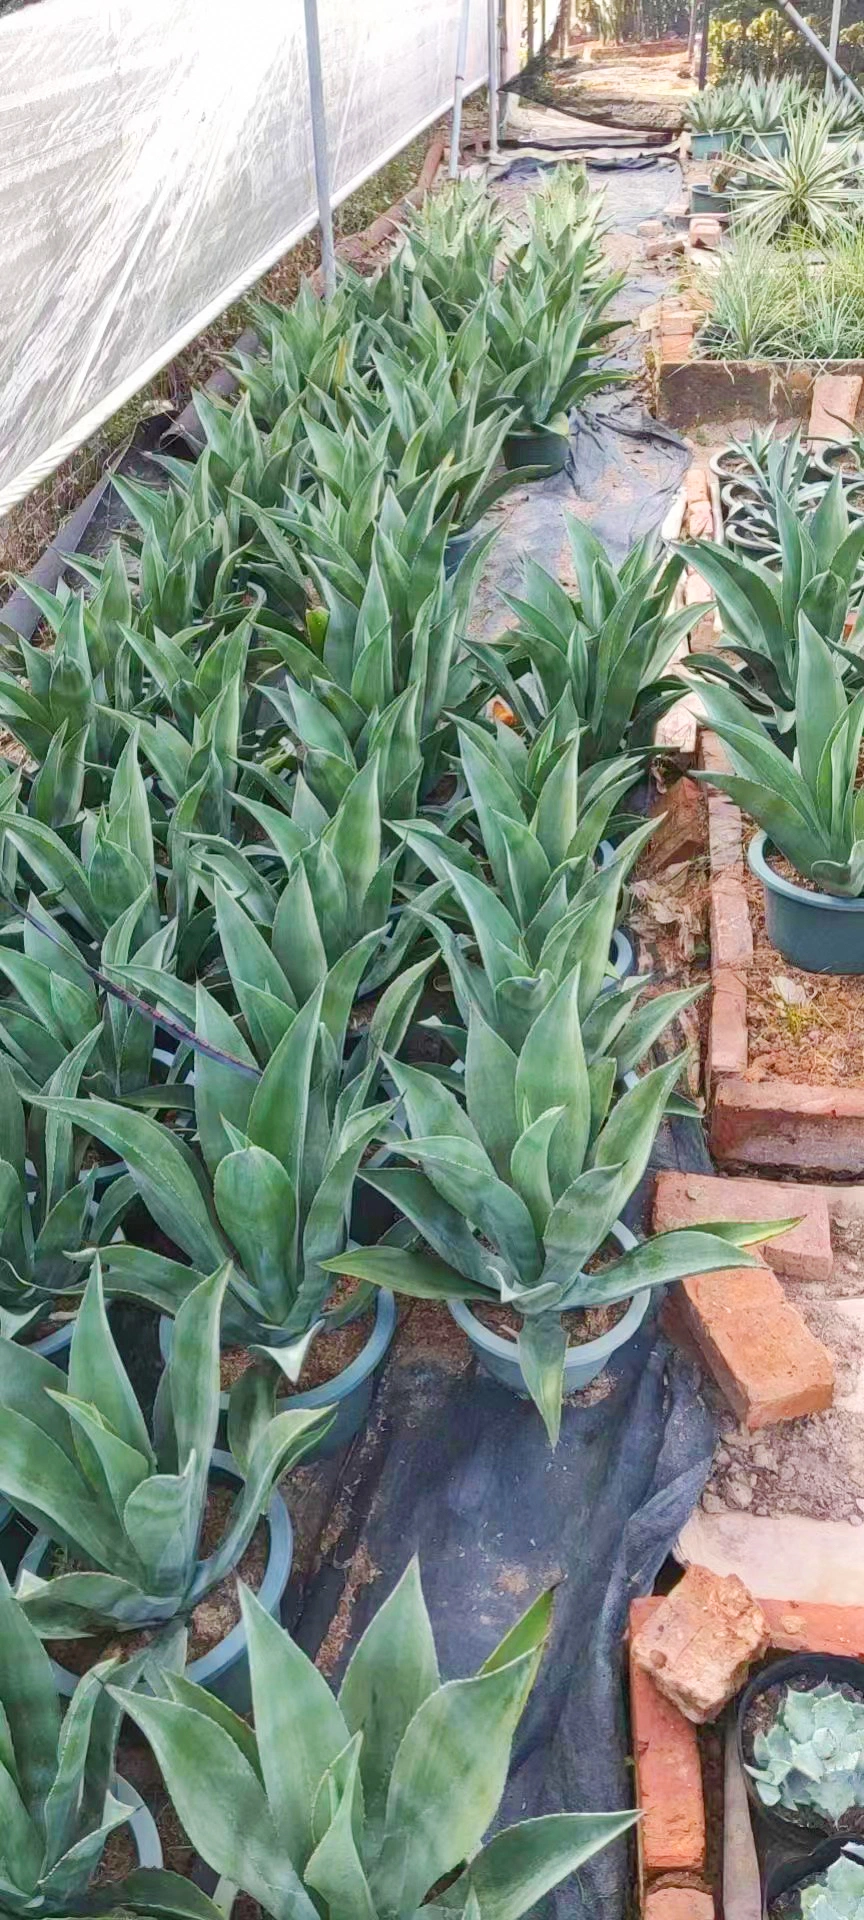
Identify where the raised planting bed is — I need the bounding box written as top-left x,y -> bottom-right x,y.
650,303 -> 864,434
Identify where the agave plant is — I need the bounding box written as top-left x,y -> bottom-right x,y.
233,277 -> 362,429
115,1560 -> 636,1920
396,179 -> 504,331
326,1006 -> 779,1443
0,1048 -> 135,1340
481,263 -> 624,441
0,1567 -> 220,1920
733,105 -> 862,242
38,959 -> 427,1371
682,476 -> 864,734
748,1681 -> 864,1821
696,625 -> 864,896
801,1853 -> 864,1920
475,518 -> 702,763
685,79 -> 749,133
2,1260 -> 330,1640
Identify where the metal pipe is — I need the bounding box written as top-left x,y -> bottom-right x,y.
825,0 -> 843,96
487,0 -> 499,157
303,0 -> 337,299
687,0 -> 699,69
772,0 -> 863,102
449,0 -> 473,179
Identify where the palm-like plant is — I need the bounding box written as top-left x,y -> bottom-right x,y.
326,1015 -> 779,1443
115,1561 -> 636,1920
4,1261 -> 330,1641
0,1567 -> 219,1920
697,623 -> 864,897
475,518 -> 702,762
733,106 -> 862,241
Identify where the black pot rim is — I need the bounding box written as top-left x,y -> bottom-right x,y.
749,830 -> 864,914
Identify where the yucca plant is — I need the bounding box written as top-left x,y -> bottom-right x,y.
326,1017 -> 780,1443
682,475 -> 864,733
800,1854 -> 864,1919
475,518 -> 702,762
39,959 -> 428,1368
733,106 -> 862,241
0,1050 -> 135,1340
0,1567 -> 220,1920
115,1560 -> 636,1920
3,1260 -> 330,1641
697,624 -> 864,896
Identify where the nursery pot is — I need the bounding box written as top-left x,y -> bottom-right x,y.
503,424 -> 569,474
813,444 -> 863,482
738,1652 -> 864,1844
114,1775 -> 162,1870
159,1285 -> 397,1460
741,129 -> 787,157
689,183 -> 732,215
748,831 -> 864,975
443,529 -> 476,577
18,1450 -> 293,1714
761,1839 -> 854,1920
448,1219 -> 651,1399
691,128 -> 733,157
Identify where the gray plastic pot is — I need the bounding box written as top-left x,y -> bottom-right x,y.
690,183 -> 732,214
748,831 -> 864,974
17,1450 -> 293,1714
448,1220 -> 650,1399
503,424 -> 569,474
114,1774 -> 162,1869
691,128 -> 733,157
159,1285 -> 397,1459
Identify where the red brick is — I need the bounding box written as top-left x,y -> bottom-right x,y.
762,1600 -> 864,1657
710,877 -> 753,970
645,1890 -> 715,1920
684,466 -> 710,505
689,216 -> 722,249
652,1171 -> 833,1282
646,778 -> 704,874
699,730 -> 732,777
808,372 -> 862,446
687,502 -> 715,539
629,1622 -> 706,1878
710,969 -> 748,1078
633,1566 -> 769,1723
672,1259 -> 834,1428
685,566 -> 711,606
707,793 -> 743,875
711,1076 -> 864,1175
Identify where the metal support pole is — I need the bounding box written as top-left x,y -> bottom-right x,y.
303,0 -> 336,299
687,0 -> 699,70
449,0 -> 472,179
773,0 -> 863,102
825,0 -> 843,96
697,0 -> 711,88
487,0 -> 500,158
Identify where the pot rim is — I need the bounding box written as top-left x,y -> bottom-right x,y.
448,1219 -> 651,1369
159,1285 -> 397,1417
18,1447 -> 292,1696
114,1772 -> 162,1869
749,830 -> 864,913
737,1651 -> 864,1843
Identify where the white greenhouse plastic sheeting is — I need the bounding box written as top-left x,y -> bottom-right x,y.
0,0 -> 490,518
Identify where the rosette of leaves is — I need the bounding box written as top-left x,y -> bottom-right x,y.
748,1682 -> 864,1823
113,1560 -> 636,1920
475,518 -> 703,763
682,475 -> 864,735
0,1046 -> 135,1340
38,958 -> 428,1366
1,1259 -> 331,1641
801,1853 -> 864,1920
326,1006 -> 780,1444
234,277 -> 362,429
0,1566 -> 220,1920
480,263 -> 625,440
733,107 -> 863,243
696,624 -> 864,896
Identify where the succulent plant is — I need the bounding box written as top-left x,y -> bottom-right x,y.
733,106 -> 863,243
2,1260 -> 330,1640
801,1852 -> 864,1920
0,1565 -> 219,1920
114,1560 -> 636,1920
477,519 -> 702,763
325,1005 -> 781,1444
749,1682 -> 864,1822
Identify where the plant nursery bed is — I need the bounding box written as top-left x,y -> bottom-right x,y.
650,304 -> 864,433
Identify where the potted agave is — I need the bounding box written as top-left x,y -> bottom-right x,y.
324,988 -> 783,1445
115,1560 -> 637,1920
0,1567 -> 222,1920
0,1260 -> 331,1708
697,628 -> 864,973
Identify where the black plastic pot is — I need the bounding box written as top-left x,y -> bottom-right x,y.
503,424 -> 569,474
762,1840 -> 858,1920
748,831 -> 864,974
18,1450 -> 293,1714
738,1652 -> 864,1846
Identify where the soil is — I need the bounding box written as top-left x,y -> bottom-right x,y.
699,1721 -> 725,1920
220,1276 -> 373,1394
743,859 -> 864,1088
47,1482 -> 268,1675
472,1298 -> 631,1348
91,1823 -> 138,1887
742,1674 -> 864,1837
